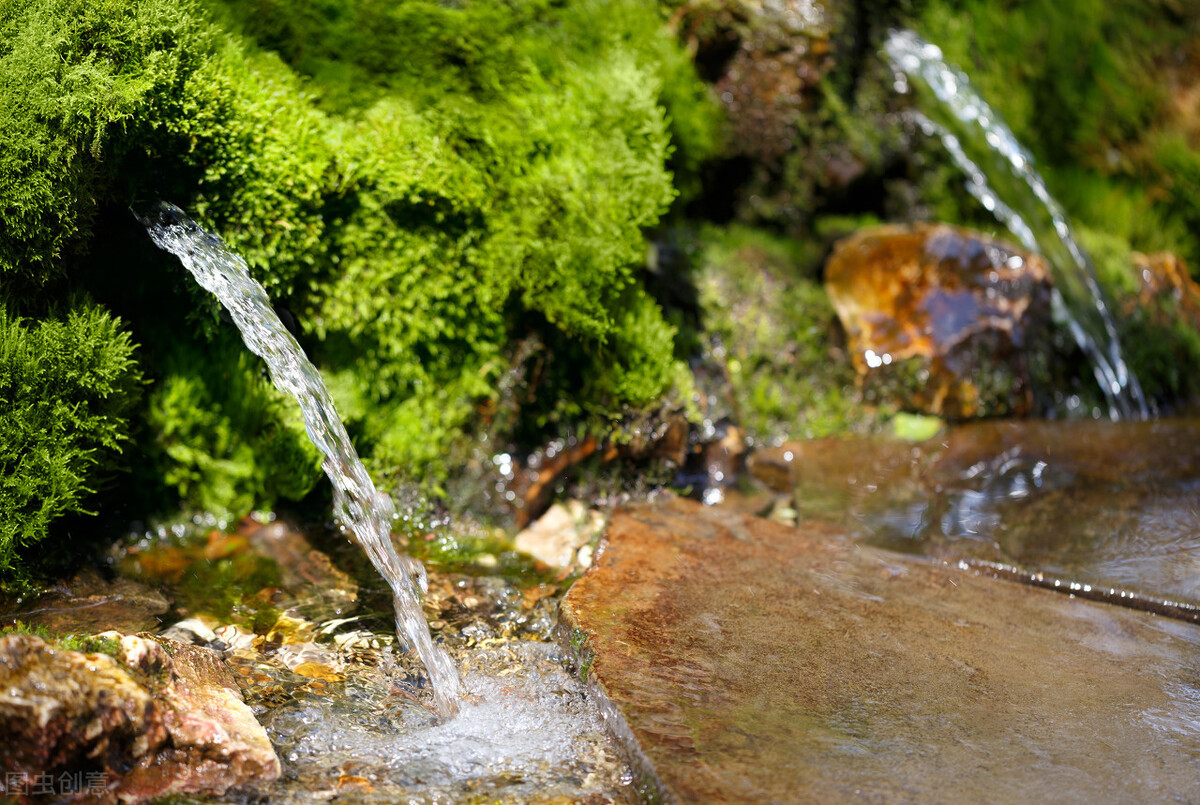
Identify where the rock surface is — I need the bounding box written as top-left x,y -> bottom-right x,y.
825,223 -> 1053,417
1,569 -> 168,634
0,633 -> 279,802
748,418 -> 1200,606
562,498 -> 1200,803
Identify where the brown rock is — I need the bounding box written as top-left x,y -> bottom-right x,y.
706,0 -> 835,166
1,569 -> 168,635
562,498 -> 1200,803
239,518 -> 358,619
0,634 -> 162,779
0,633 -> 279,803
825,223 -> 1053,418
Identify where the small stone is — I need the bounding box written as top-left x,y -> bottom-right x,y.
160,616 -> 219,646
514,502 -> 594,570
292,662 -> 344,683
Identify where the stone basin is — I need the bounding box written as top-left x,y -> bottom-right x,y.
562,498 -> 1200,803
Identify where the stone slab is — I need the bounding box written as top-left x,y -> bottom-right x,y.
562,498 -> 1200,803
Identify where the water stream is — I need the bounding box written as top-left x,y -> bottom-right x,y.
137,202 -> 461,718
885,29 -> 1149,421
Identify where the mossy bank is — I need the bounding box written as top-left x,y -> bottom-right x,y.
0,0 -> 717,585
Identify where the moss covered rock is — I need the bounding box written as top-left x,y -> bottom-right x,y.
690,223 -> 877,442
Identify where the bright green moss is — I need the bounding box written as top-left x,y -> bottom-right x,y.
1,623 -> 123,659
0,0 -> 210,284
692,224 -> 883,442
0,301 -> 141,585
145,335 -> 323,518
1,0 -> 719,524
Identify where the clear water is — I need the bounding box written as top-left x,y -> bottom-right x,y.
885,29 -> 1149,421
137,202 -> 461,717
754,419 -> 1200,609
258,641 -> 632,803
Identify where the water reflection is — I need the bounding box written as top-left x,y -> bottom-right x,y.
749,419 -> 1200,606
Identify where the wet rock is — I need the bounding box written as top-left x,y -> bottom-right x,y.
562,498 -> 1200,802
747,433 -> 929,526
749,419 -> 1200,606
1,569 -> 168,634
692,0 -> 836,167
0,633 -> 279,802
825,223 -> 1054,418
238,518 -> 358,619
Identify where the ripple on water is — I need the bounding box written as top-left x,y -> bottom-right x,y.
259,641 -> 633,803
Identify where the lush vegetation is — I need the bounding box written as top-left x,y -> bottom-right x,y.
0,302 -> 141,587
0,0 -> 718,584
912,0 -> 1200,403
3,0 -> 1200,587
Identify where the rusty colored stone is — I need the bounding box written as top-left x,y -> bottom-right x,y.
825,223 -> 1053,418
562,498 -> 1200,803
0,633 -> 279,803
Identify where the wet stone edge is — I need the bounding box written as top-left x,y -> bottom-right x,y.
554,616 -> 671,805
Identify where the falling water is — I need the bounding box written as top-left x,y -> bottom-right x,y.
137,201 -> 461,717
885,29 -> 1149,421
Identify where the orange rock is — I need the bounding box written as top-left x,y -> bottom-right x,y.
825,223 -> 1053,418
561,498 -> 1200,803
0,634 -> 279,803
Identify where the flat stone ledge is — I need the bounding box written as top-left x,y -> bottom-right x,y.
562,497 -> 1200,804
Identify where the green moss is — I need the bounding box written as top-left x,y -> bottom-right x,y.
1,622 -> 123,659
0,0 -> 208,285
0,301 -> 141,587
692,224 -> 883,441
1077,225 -> 1200,405
0,0 -> 720,526
144,335 -> 323,517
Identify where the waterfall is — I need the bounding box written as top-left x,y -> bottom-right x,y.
885,29 -> 1149,421
137,202 -> 461,718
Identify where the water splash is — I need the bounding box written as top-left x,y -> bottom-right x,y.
137,201 -> 461,717
885,29 -> 1149,420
